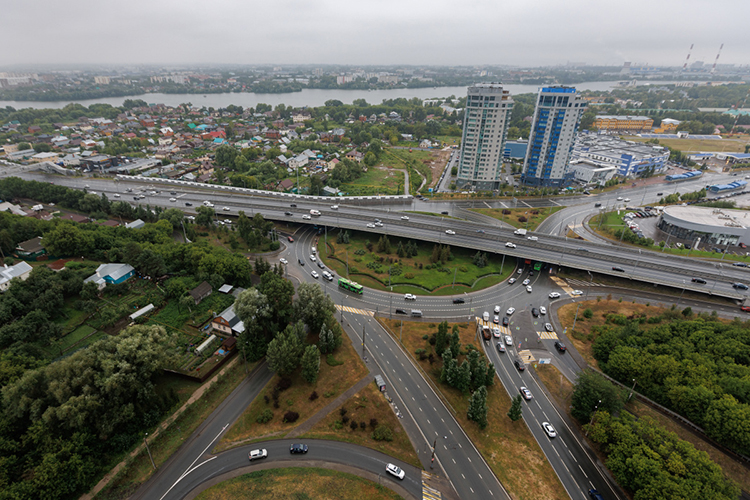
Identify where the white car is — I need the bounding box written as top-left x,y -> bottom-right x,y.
374,221 -> 384,227
404,293 -> 416,300
280,258 -> 288,265
311,270 -> 319,279
386,463 -> 405,480
303,214 -> 312,220
616,196 -> 623,201
401,215 -> 410,220
186,215 -> 195,221
331,205 -> 339,210
520,387 -> 533,400
494,305 -> 501,314
445,230 -> 455,235
366,223 -> 376,228
248,449 -> 268,461
113,193 -> 120,198
169,197 -> 176,202
526,285 -> 533,293
542,422 -> 557,438
493,315 -> 500,324
223,219 -> 232,224
539,306 -> 546,315
506,307 -> 515,315
548,292 -> 561,299
222,206 -> 230,211
311,247 -> 316,254
517,269 -> 523,274
522,278 -> 530,286
492,327 -> 501,338
322,271 -> 333,281
571,290 -> 584,296
508,278 -> 516,284
623,198 -> 631,202
504,335 -> 513,346
505,242 -> 516,248
310,255 -> 317,262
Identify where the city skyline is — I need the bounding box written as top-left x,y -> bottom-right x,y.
2,0 -> 749,67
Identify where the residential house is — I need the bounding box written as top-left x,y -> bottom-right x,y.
28,125 -> 41,134
0,261 -> 33,292
419,139 -> 433,149
188,281 -> 213,305
83,263 -> 135,290
14,236 -> 45,260
211,304 -> 245,337
59,213 -> 90,223
289,154 -> 308,169
278,179 -> 294,191
30,152 -> 60,163
125,219 -> 145,229
327,157 -> 340,169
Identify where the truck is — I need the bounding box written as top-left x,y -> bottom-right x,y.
514,228 -> 527,236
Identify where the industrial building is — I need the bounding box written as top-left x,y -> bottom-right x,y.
593,115 -> 653,133
570,133 -> 669,178
457,83 -> 514,190
521,86 -> 587,187
657,206 -> 750,247
567,160 -> 617,185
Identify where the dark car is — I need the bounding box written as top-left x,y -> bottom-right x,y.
133,196 -> 140,200
588,489 -> 605,500
732,262 -> 748,267
185,202 -> 193,206
452,298 -> 465,304
554,341 -> 567,352
170,191 -> 177,195
691,277 -> 707,284
733,283 -> 749,290
612,266 -> 625,272
657,192 -> 663,196
583,190 -> 591,195
514,357 -> 526,371
594,202 -> 602,207
290,203 -> 297,207
317,261 -> 325,269
441,211 -> 449,215
531,308 -> 539,317
290,443 -> 308,454
395,308 -> 407,315
496,342 -> 506,353
298,258 -> 305,266
285,211 -> 293,216
502,316 -> 509,326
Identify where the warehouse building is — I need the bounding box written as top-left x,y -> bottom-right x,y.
570,133 -> 669,178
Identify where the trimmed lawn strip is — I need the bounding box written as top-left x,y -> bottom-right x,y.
194,467 -> 402,500
321,229 -> 514,295
219,328 -> 369,447
379,319 -> 568,500
94,359 -> 250,500
300,382 -> 422,469
57,324 -> 97,352
470,206 -> 563,231
626,136 -> 750,153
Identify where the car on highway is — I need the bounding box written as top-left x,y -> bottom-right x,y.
522,278 -> 530,286
493,315 -> 500,324
322,271 -> 333,281
554,341 -> 567,352
279,258 -> 288,265
287,236 -> 294,242
549,292 -> 561,299
169,197 -> 176,202
733,283 -> 749,290
223,219 -> 232,224
404,294 -> 416,300
496,342 -> 506,353
298,258 -> 305,266
545,323 -> 553,332
374,221 -> 384,227
290,443 -> 308,454
185,202 -> 193,206
520,387 -> 532,400
386,463 -> 405,480
113,193 -> 121,198
691,277 -> 707,284
733,262 -> 748,267
311,270 -> 319,279
222,206 -> 230,211
505,242 -> 516,248
395,308 -> 407,315
310,254 -> 317,262
492,327 -> 501,338
508,277 -> 516,284
588,489 -> 605,500
476,229 -> 485,233
623,198 -> 630,202
441,211 -> 449,215
366,223 -> 376,228
517,269 -> 523,274
493,305 -> 501,314
542,422 -> 557,438
531,308 -> 539,317
742,306 -> 750,312
302,214 -> 312,220
656,192 -> 663,196
506,307 -> 515,315
612,266 -> 625,272
513,357 -> 526,371
317,261 -> 325,269
401,215 -> 410,220
186,215 -> 195,221
248,449 -> 268,461
452,297 -> 465,304
539,306 -> 546,315
290,203 -> 297,207
284,211 -> 293,216
445,229 -> 456,235
331,205 -> 339,210
504,335 -> 513,346
571,290 -> 584,296
526,285 -> 533,293
616,196 -> 623,201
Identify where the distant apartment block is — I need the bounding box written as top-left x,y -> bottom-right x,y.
521,86 -> 587,187
457,83 -> 514,191
593,115 -> 653,132
94,76 -> 111,85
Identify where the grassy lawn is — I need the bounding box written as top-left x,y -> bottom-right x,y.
339,168 -> 404,196
150,292 -> 235,331
300,382 -> 421,468
321,229 -> 514,294
56,324 -> 97,352
219,326 -> 369,447
94,359 -> 249,500
470,206 -> 563,231
627,136 -> 750,153
384,148 -> 435,194
379,319 -> 568,500
194,468 -> 402,500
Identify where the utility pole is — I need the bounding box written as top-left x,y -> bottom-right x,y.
362,323 -> 366,358
627,379 -> 637,401
144,433 -> 156,470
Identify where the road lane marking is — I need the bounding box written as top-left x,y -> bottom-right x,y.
537,331 -> 559,340
334,305 -> 374,316
579,465 -> 588,478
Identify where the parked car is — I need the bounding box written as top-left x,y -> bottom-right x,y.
506,307 -> 515,315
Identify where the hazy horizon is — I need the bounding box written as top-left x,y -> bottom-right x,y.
3,0 -> 748,68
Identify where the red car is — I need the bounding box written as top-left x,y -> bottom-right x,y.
741,306 -> 750,312
287,236 -> 294,242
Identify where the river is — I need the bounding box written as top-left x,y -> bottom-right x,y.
0,80 -> 690,110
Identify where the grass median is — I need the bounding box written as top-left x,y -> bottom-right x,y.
470,206 -> 563,231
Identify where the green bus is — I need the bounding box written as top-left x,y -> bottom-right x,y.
338,278 -> 363,295
534,261 -> 543,271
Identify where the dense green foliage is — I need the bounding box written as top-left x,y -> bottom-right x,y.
592,315 -> 750,455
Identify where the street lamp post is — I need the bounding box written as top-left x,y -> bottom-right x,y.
144,433 -> 156,470
627,379 -> 637,401
585,400 -> 602,437
677,279 -> 687,305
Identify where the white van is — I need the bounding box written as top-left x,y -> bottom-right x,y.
411,310 -> 423,317
322,271 -> 333,281
310,209 -> 321,216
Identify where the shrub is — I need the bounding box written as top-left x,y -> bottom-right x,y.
370,418 -> 378,429
309,391 -> 318,401
276,378 -> 292,391
360,421 -> 366,430
372,425 -> 394,442
256,409 -> 273,424
583,308 -> 593,319
404,272 -> 414,279
350,420 -> 358,430
340,408 -> 348,417
283,411 -> 299,423
342,415 -> 350,424
422,335 -> 429,340
264,395 -> 270,404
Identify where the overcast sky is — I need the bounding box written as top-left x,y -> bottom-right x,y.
3,0 -> 748,68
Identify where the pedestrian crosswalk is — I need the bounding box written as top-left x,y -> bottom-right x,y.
549,276 -> 576,296
537,331 -> 558,340
566,278 -> 606,288
422,471 -> 443,500
335,305 -> 374,316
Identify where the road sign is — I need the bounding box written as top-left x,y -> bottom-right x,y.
538,358 -> 552,364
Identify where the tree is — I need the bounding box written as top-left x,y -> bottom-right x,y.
467,386 -> 488,428
435,321 -> 449,356
266,328 -> 303,376
215,144 -> 238,167
195,205 -> 215,227
309,175 -> 324,196
134,248 -> 166,278
293,282 -> 335,333
235,288 -> 271,360
158,207 -> 184,230
449,325 -> 461,356
456,360 -> 471,393
508,394 -> 523,421
440,349 -> 456,386
301,344 -> 321,383
318,322 -> 342,354
571,370 -> 626,423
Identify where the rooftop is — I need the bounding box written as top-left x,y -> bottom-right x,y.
663,205 -> 747,229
